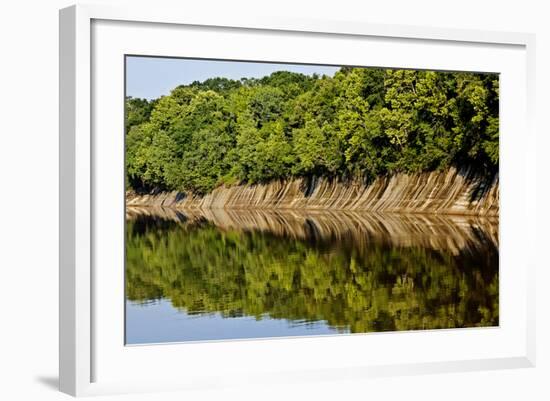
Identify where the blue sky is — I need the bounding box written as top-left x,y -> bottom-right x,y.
126,56 -> 340,100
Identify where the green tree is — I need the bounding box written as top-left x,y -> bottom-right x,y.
292,120 -> 341,175
125,66 -> 499,194
126,123 -> 176,190
125,97 -> 156,133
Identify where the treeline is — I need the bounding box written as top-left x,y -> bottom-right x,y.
126,68 -> 499,194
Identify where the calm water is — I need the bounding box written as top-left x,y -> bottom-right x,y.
125,208 -> 499,344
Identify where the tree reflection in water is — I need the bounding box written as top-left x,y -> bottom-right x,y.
126,207 -> 498,338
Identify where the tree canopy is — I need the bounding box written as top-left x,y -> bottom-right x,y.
126,68 -> 499,194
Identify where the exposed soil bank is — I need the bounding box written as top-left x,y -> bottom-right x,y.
126,167 -> 498,216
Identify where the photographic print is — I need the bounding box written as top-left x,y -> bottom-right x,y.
124,56 -> 499,345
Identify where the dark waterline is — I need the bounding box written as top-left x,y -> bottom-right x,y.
125,207 -> 499,345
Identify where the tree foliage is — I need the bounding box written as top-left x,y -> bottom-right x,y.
126,68 -> 499,194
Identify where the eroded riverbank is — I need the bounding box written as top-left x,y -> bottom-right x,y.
126,167 -> 498,216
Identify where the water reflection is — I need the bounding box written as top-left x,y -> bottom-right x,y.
125,207 -> 498,344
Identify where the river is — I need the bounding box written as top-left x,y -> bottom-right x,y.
125,207 -> 498,344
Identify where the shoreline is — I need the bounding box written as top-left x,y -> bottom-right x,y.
126,167 -> 499,217
125,204 -> 498,218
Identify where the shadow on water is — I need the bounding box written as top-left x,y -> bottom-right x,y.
125,207 -> 499,341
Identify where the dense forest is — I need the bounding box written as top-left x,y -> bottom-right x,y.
126,67 -> 499,195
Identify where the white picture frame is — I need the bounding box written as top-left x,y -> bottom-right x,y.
59,3 -> 536,397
